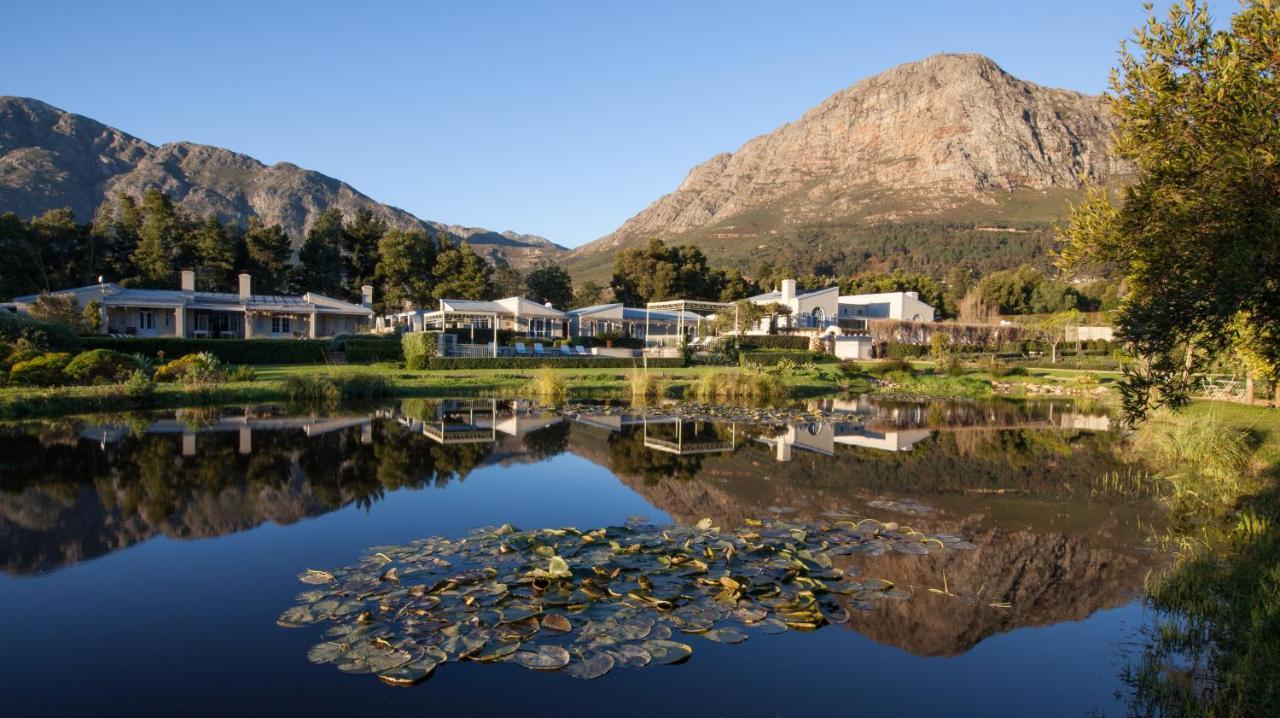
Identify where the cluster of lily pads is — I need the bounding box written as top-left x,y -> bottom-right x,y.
278,517 -> 974,686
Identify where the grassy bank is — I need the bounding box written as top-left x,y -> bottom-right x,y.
0,363 -> 851,419
1126,402 -> 1280,717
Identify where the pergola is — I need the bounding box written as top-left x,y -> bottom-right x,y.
642,418 -> 739,455
643,299 -> 738,350
420,309 -> 501,357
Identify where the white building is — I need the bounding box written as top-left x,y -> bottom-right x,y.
837,291 -> 936,323
11,271 -> 373,339
748,279 -> 840,333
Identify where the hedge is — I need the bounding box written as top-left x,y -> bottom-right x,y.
739,335 -> 811,351
884,344 -> 929,359
81,337 -> 328,364
402,332 -> 440,369
424,357 -> 684,370
344,336 -> 404,363
740,350 -> 822,367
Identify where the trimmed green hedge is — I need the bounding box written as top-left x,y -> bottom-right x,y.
345,336 -> 404,363
739,335 -> 810,351
424,357 -> 684,370
402,332 -> 440,370
81,337 -> 328,364
884,344 -> 929,359
740,350 -> 822,367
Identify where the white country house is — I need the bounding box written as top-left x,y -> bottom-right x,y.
11,270 -> 373,339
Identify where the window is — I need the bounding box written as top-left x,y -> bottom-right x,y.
139,311 -> 155,330
272,316 -> 291,334
811,307 -> 825,326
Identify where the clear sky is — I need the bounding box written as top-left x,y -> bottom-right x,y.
1,1 -> 1219,247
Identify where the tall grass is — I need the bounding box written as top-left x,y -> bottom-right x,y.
283,372 -> 393,405
530,366 -> 566,402
689,370 -> 788,404
1132,407 -> 1254,511
627,369 -> 662,404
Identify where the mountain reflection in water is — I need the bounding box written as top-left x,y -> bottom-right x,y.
0,397 -> 1161,658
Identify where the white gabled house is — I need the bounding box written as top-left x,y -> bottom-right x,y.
837,291 -> 936,323
747,279 -> 841,333
10,270 -> 373,339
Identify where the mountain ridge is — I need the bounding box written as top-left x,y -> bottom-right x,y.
0,96 -> 566,269
565,53 -> 1131,281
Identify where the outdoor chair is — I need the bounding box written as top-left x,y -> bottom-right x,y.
574,346 -> 590,356
559,345 -> 573,356
515,342 -> 529,356
534,343 -> 546,356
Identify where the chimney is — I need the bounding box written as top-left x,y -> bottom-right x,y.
238,273 -> 252,301
181,269 -> 195,295
781,279 -> 796,303
361,284 -> 373,307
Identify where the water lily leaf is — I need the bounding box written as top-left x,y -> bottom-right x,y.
511,645 -> 571,671
540,614 -> 572,634
564,652 -> 614,680
642,639 -> 692,665
306,641 -> 347,664
730,606 -> 768,624
703,627 -> 748,644
609,643 -> 651,668
277,605 -> 317,627
756,618 -> 788,634
377,655 -> 440,686
337,646 -> 413,674
299,569 -> 336,585
469,640 -> 520,662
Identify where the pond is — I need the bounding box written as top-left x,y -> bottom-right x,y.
0,397 -> 1164,717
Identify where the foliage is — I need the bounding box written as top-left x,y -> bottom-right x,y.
611,238 -> 751,305
689,369 -> 788,404
738,335 -> 810,351
0,308 -> 83,351
402,332 -> 440,370
227,365 -> 257,382
27,292 -> 89,331
8,352 -> 73,386
244,218 -> 293,294
432,240 -> 493,300
376,229 -> 440,312
572,280 -> 607,308
884,343 -> 928,359
531,366 -> 566,401
524,264 -> 574,308
63,349 -> 140,384
739,350 -> 821,367
121,369 -> 156,399
976,264 -> 1084,315
291,207 -> 345,297
344,336 -> 404,363
283,374 -> 340,405
1058,0 -> 1280,420
422,357 -> 684,370
81,336 -> 328,364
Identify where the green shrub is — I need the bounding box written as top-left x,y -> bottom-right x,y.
228,365 -> 257,382
864,358 -> 914,375
884,343 -> 928,359
9,352 -> 73,386
284,374 -> 340,404
63,349 -> 140,384
345,336 -> 404,363
738,335 -> 810,351
402,332 -> 440,370
121,369 -> 156,399
422,357 -> 683,370
80,337 -> 327,364
338,373 -> 392,399
740,350 -> 820,367
531,366 -> 566,402
2,346 -> 41,371
0,311 -> 82,352
155,354 -> 202,382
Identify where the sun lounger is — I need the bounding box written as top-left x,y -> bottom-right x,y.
574,346 -> 590,356
515,342 -> 529,356
559,345 -> 573,356
534,343 -> 546,356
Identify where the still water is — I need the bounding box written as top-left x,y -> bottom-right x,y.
0,397 -> 1162,717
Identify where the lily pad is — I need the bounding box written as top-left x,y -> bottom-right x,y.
540,614 -> 572,634
703,626 -> 749,644
511,645 -> 571,671
564,652 -> 614,680
642,639 -> 693,665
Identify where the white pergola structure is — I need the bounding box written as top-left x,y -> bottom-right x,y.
642,417 -> 739,455
420,308 -> 501,357
643,299 -> 738,353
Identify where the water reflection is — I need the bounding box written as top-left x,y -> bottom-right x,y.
0,397 -> 1162,660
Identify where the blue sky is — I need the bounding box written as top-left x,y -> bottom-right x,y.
2,1 -> 1216,247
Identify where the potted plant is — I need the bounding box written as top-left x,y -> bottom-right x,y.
596,329 -> 621,349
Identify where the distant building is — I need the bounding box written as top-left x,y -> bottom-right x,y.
748,280 -> 841,333
10,270 -> 373,338
837,291 -> 936,323
383,296 -> 569,338
567,303 -> 703,339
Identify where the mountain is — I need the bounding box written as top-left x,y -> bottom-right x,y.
565,54 -> 1132,282
0,96 -> 566,269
